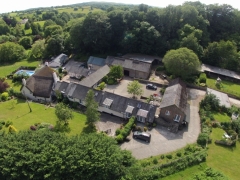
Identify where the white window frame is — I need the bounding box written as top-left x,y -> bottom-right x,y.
174,114 -> 181,122
165,110 -> 170,116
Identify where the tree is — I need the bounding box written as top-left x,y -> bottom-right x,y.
43,19 -> 56,30
55,102 -> 73,125
85,90 -> 100,125
109,65 -> 123,80
127,80 -> 143,98
0,130 -> 136,180
44,25 -> 63,38
31,39 -> 45,59
0,42 -> 25,63
31,23 -> 40,35
19,36 -> 32,49
24,21 -> 30,30
200,94 -> 220,111
163,48 -> 200,79
0,78 -> 9,93
45,34 -> 64,56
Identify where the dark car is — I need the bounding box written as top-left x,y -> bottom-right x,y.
133,131 -> 151,143
146,84 -> 157,90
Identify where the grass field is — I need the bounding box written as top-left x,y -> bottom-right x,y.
207,78 -> 240,98
162,163 -> 208,180
206,128 -> 240,180
0,59 -> 40,77
213,112 -> 231,122
57,6 -> 102,14
0,99 -> 88,136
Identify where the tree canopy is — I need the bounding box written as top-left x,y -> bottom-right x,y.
163,47 -> 200,79
55,102 -> 73,124
127,80 -> 143,98
0,42 -> 26,63
0,130 -> 136,180
85,90 -> 100,125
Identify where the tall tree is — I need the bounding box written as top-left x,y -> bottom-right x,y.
45,34 -> 64,56
55,102 -> 73,125
31,39 -> 45,59
44,25 -> 63,38
19,36 -> 32,49
85,90 -> 100,125
163,47 -> 200,79
109,65 -> 124,80
0,42 -> 25,63
127,80 -> 143,98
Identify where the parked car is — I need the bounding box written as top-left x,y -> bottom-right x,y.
133,131 -> 151,143
146,84 -> 157,90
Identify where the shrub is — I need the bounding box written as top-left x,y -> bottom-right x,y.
166,154 -> 172,159
144,127 -> 147,132
115,134 -> 124,143
156,66 -> 165,72
153,158 -> 158,164
98,82 -> 106,90
197,133 -> 209,147
136,126 -> 142,131
115,117 -> 135,143
0,78 -> 10,93
5,121 -> 13,127
160,155 -> 165,159
115,128 -> 121,135
58,67 -> 62,74
0,120 -> 5,125
0,124 -> 3,130
30,125 -> 37,131
1,92 -> 9,101
152,123 -> 157,127
9,125 -> 17,133
107,77 -> 117,85
176,152 -> 182,157
199,73 -> 207,83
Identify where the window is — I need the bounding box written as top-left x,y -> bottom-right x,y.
174,114 -> 181,122
165,110 -> 170,116
126,112 -> 131,118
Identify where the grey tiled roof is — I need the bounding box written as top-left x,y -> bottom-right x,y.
122,53 -> 161,63
160,78 -> 187,113
87,56 -> 106,66
49,53 -> 68,68
79,65 -> 110,87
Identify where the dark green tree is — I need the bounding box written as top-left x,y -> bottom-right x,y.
43,19 -> 56,30
163,47 -> 200,79
0,42 -> 25,63
44,25 -> 63,38
31,39 -> 45,59
19,36 -> 32,49
31,23 -> 40,35
0,131 -> 136,180
55,102 -> 73,125
24,21 -> 30,30
85,89 -> 100,125
109,65 -> 123,80
45,34 -> 64,56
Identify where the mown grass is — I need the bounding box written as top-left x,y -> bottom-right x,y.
207,78 -> 240,98
57,6 -> 102,14
206,128 -> 240,180
0,99 -> 87,136
161,163 -> 208,180
0,59 -> 40,77
213,112 -> 231,122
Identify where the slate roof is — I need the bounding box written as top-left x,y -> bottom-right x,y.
122,53 -> 161,63
48,53 -> 68,68
79,65 -> 110,87
201,64 -> 240,80
25,66 -> 54,98
207,88 -> 231,108
108,56 -> 151,73
87,56 -> 106,66
160,78 -> 187,113
54,82 -> 157,122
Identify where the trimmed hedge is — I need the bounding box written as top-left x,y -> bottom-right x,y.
115,116 -> 135,143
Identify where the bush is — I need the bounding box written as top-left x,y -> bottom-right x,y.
0,124 -> 3,130
115,117 -> 135,143
30,125 -> 37,131
98,82 -> 106,90
160,88 -> 166,95
176,152 -> 182,157
9,125 -> 17,133
153,158 -> 158,164
0,120 -> 5,125
160,155 -> 165,159
1,92 -> 9,101
199,73 -> 207,83
156,66 -> 165,72
197,133 -> 209,147
5,121 -> 13,127
115,134 -> 124,143
144,127 -> 147,132
166,154 -> 172,159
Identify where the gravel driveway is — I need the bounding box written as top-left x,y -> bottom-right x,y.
120,89 -> 206,159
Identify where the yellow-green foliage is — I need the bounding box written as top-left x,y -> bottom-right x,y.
1,92 -> 9,101
9,125 -> 17,133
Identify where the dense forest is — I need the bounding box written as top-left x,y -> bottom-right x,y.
0,1 -> 240,72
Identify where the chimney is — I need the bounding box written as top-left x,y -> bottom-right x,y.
52,72 -> 59,85
22,78 -> 26,86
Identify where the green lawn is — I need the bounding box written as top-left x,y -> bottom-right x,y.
0,99 -> 87,136
57,6 -> 103,14
0,59 -> 40,77
207,78 -> 240,98
162,163 -> 208,180
207,128 -> 240,180
213,112 -> 231,122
